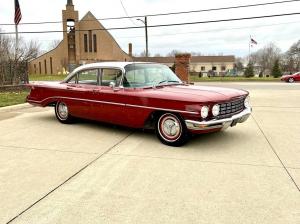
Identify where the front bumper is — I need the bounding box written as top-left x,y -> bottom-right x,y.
185,107 -> 252,131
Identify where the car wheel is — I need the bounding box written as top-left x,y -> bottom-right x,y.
55,101 -> 74,124
155,113 -> 189,146
288,78 -> 294,83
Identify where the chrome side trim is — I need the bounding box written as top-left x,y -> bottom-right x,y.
126,104 -> 199,115
185,107 -> 251,131
27,96 -> 199,115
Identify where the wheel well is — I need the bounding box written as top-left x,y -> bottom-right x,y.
144,111 -> 184,129
47,101 -> 57,107
143,111 -> 164,129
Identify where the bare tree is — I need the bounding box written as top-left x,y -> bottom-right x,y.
283,40 -> 300,73
0,29 -> 41,85
48,39 -> 61,50
251,42 -> 281,76
166,49 -> 182,57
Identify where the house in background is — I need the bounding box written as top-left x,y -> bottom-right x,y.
135,55 -> 235,77
29,0 -> 131,75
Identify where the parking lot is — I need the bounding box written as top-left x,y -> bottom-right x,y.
0,82 -> 299,224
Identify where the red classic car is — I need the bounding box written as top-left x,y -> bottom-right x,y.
281,72 -> 300,83
27,62 -> 251,146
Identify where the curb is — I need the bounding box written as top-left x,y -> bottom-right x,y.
0,103 -> 33,112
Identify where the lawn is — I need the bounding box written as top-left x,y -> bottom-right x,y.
190,76 -> 281,82
29,74 -> 67,81
0,91 -> 29,107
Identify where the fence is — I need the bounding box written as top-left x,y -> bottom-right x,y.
0,60 -> 29,86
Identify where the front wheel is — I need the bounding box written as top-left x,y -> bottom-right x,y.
288,77 -> 294,83
155,113 -> 189,146
55,101 -> 74,124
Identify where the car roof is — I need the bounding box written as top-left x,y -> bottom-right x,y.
64,61 -> 161,82
72,61 -> 158,73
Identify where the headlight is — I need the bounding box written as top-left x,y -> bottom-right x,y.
212,104 -> 220,116
244,96 -> 250,108
201,106 -> 209,119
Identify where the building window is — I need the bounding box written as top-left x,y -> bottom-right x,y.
50,57 -> 53,74
84,34 -> 88,52
88,30 -> 92,52
39,62 -> 41,74
201,66 -> 205,71
212,66 -> 217,71
93,34 -> 97,52
44,59 -> 47,74
34,64 -> 37,74
221,65 -> 226,71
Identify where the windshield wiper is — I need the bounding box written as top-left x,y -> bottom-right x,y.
157,80 -> 181,86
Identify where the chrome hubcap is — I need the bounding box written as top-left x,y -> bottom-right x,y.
159,114 -> 182,142
163,118 -> 180,136
58,103 -> 68,120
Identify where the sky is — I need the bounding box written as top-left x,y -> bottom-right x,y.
1,0 -> 300,57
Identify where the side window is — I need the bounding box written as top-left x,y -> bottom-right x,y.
101,69 -> 122,87
78,69 -> 98,85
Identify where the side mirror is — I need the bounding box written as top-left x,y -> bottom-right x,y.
109,82 -> 116,89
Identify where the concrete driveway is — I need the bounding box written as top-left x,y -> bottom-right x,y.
0,82 -> 299,224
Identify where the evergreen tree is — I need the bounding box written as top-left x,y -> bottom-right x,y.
244,63 -> 254,77
271,59 -> 282,78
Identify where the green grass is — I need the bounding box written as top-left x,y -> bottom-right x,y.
190,76 -> 281,82
0,91 -> 29,107
29,74 -> 67,81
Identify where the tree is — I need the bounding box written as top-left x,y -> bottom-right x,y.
244,63 -> 254,77
48,39 -> 61,50
251,42 -> 281,76
166,49 -> 182,57
235,57 -> 244,72
283,40 -> 300,73
271,59 -> 282,78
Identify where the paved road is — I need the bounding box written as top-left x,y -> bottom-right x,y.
0,82 -> 299,224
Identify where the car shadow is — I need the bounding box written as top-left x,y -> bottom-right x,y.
37,113 -> 246,149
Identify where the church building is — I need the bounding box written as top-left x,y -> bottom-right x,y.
29,0 -> 131,75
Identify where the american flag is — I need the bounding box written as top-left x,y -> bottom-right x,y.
250,38 -> 257,45
14,0 -> 22,25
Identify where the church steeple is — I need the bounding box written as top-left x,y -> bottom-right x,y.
67,0 -> 73,6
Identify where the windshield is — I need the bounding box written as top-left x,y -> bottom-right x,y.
124,63 -> 182,88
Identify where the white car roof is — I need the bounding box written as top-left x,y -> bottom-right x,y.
64,61 -> 163,81
72,61 -> 156,73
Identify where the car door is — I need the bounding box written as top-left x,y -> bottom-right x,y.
90,68 -> 127,125
62,68 -> 99,118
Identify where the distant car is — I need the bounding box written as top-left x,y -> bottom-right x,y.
26,62 -> 251,146
281,72 -> 300,83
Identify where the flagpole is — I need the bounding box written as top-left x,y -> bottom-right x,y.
15,24 -> 18,60
248,35 -> 251,64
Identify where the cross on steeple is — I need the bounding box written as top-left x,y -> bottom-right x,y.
67,0 -> 73,6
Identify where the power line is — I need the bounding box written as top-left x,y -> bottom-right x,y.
0,0 -> 299,26
114,20 -> 300,39
119,0 -> 139,26
1,12 -> 300,35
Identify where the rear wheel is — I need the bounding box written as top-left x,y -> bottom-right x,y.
55,101 -> 74,124
155,113 -> 189,146
288,77 -> 294,83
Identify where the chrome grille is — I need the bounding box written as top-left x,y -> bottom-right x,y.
217,97 -> 245,119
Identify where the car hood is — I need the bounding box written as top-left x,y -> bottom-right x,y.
147,84 -> 248,103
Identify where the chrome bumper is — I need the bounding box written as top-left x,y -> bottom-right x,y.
185,107 -> 252,131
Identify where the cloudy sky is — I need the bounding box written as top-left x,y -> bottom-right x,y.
1,0 -> 300,57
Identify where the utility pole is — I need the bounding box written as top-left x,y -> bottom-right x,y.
137,16 -> 148,58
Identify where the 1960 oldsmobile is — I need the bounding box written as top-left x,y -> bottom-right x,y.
27,62 -> 251,146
